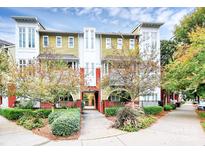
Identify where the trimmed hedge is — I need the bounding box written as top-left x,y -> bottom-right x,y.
51,109 -> 81,136
0,108 -> 52,120
0,108 -> 33,120
48,111 -> 65,124
143,106 -> 163,115
164,105 -> 173,111
17,114 -> 44,130
105,107 -> 122,117
34,109 -> 52,118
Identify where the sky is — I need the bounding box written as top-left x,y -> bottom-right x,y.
0,7 -> 195,43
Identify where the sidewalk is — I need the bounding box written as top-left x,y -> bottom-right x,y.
1,103 -> 205,146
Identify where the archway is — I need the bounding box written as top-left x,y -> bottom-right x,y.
108,90 -> 131,103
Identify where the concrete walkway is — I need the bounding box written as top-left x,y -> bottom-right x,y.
1,103 -> 205,146
0,116 -> 49,146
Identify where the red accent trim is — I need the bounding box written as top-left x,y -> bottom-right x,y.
8,96 -> 16,108
0,96 -> 2,105
40,102 -> 53,109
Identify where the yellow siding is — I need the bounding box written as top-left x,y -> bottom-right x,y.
101,35 -> 139,57
39,34 -> 78,57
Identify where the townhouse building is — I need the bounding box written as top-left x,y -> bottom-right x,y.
1,16 -> 163,112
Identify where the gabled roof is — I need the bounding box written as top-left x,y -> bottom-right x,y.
12,16 -> 45,30
0,39 -> 14,47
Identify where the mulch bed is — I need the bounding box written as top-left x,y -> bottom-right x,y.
106,110 -> 169,123
32,119 -> 80,140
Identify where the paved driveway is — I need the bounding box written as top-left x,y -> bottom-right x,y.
1,103 -> 205,146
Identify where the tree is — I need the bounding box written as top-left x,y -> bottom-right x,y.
174,8 -> 205,44
101,37 -> 160,105
162,27 -> 205,98
0,51 -> 10,97
160,40 -> 177,66
7,52 -> 80,106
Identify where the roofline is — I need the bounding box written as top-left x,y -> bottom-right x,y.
39,30 -> 139,36
11,16 -> 45,30
131,22 -> 164,33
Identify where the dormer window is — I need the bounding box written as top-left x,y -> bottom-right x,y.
56,36 -> 62,48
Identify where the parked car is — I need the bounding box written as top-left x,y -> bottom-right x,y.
197,100 -> 205,110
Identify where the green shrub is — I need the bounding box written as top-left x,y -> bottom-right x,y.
48,108 -> 80,124
143,106 -> 163,115
138,116 -> 156,129
0,108 -> 33,120
16,100 -> 36,109
17,114 -> 44,130
48,111 -> 65,124
34,109 -> 52,118
198,112 -> 205,118
114,107 -> 144,131
170,104 -> 177,110
164,105 -> 173,111
105,107 -> 122,117
51,112 -> 80,136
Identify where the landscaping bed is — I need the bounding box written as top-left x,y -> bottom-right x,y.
0,108 -> 81,140
105,105 -> 172,132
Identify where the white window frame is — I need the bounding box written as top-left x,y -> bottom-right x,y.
91,62 -> 95,76
106,38 -> 111,49
19,27 -> 26,48
56,36 -> 62,48
84,28 -> 96,50
151,32 -> 157,52
43,35 -> 49,48
117,38 -> 123,49
68,36 -> 74,48
28,28 -> 35,48
103,62 -> 109,75
129,39 -> 135,49
90,29 -> 95,50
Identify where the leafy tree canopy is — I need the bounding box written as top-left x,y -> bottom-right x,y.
174,8 -> 205,44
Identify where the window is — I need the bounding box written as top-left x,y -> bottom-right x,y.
117,38 -> 123,49
19,27 -> 26,48
106,38 -> 111,49
151,32 -> 157,51
91,62 -> 95,76
103,63 -> 109,75
143,32 -> 150,52
85,62 -> 89,76
68,36 -> 74,48
19,59 -> 26,70
91,30 -> 95,49
56,36 -> 62,47
84,28 -> 95,50
129,39 -> 135,49
43,36 -> 49,47
28,28 -> 35,48
85,30 -> 89,49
